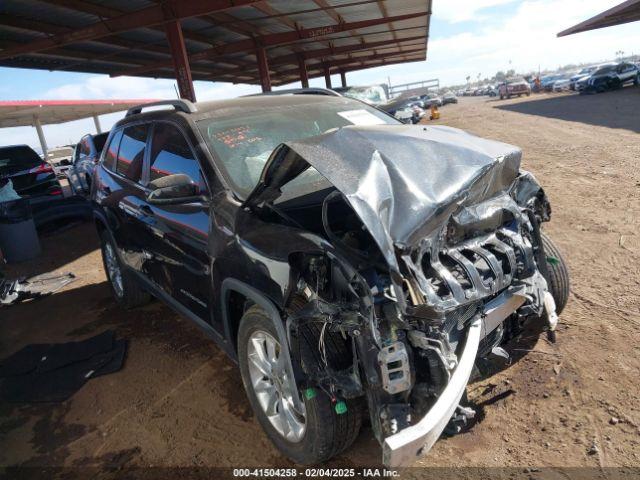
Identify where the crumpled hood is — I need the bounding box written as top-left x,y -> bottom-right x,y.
247,124 -> 521,258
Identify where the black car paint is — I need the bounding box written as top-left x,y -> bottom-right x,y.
579,62 -> 639,93
0,145 -> 62,200
92,110 -> 336,362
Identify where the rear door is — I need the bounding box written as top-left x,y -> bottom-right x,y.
617,63 -> 637,84
110,124 -> 154,277
141,122 -> 211,321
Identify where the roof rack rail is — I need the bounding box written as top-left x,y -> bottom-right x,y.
126,99 -> 197,117
245,88 -> 343,98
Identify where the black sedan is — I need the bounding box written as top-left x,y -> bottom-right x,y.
0,145 -> 63,203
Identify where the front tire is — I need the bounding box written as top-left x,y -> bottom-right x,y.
238,306 -> 362,465
99,230 -> 151,309
540,232 -> 570,315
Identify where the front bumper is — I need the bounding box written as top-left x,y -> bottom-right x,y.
382,318 -> 482,467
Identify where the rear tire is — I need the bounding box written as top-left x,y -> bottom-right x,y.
540,232 -> 570,315
99,229 -> 151,309
238,305 -> 362,465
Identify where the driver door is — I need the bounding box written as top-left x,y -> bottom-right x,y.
141,122 -> 211,321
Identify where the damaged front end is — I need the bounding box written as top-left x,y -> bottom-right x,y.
246,125 -> 559,467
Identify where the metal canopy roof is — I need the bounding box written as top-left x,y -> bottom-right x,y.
558,0 -> 640,36
0,99 -> 158,128
0,0 -> 431,87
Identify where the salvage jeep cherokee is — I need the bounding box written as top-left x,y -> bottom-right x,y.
92,92 -> 569,467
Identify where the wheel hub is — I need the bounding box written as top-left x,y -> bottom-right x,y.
247,330 -> 306,442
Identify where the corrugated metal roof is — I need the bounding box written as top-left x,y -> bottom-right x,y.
0,0 -> 431,87
0,99 -> 159,128
557,0 -> 640,36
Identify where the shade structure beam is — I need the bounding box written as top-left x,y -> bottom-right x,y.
165,20 -> 196,102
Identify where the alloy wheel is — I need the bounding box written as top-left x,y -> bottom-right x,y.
104,242 -> 123,298
247,330 -> 306,442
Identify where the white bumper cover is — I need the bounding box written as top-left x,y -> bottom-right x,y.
382,318 -> 482,467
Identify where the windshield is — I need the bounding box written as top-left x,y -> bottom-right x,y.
594,66 -> 615,75
197,98 -> 398,198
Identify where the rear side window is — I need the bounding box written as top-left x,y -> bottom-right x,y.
117,125 -> 149,183
93,133 -> 109,154
102,130 -> 123,172
0,146 -> 41,170
80,138 -> 91,156
149,123 -> 206,192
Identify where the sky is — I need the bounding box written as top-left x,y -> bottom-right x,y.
1,0 -> 638,151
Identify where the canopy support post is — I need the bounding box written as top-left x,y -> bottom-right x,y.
33,115 -> 48,159
298,55 -> 309,88
93,114 -> 102,134
340,70 -> 347,87
165,20 -> 196,102
256,44 -> 272,92
324,63 -> 332,89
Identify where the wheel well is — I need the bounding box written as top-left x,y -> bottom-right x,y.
94,217 -> 107,236
226,290 -> 253,353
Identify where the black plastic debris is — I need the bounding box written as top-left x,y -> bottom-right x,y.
0,271 -> 76,306
0,330 -> 127,403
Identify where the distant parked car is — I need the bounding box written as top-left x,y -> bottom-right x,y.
539,75 -> 564,92
66,132 -> 109,195
569,66 -> 598,90
0,145 -> 63,204
577,62 -> 639,93
498,78 -> 531,99
442,92 -> 458,104
393,107 -> 414,123
420,94 -> 442,107
552,76 -> 573,92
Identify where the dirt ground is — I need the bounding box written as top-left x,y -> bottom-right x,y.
1,88 -> 639,475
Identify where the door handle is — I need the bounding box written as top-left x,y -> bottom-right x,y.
139,205 -> 154,217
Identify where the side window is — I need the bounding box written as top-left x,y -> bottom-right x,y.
80,138 -> 91,156
117,124 -> 149,183
149,123 -> 207,193
73,144 -> 81,164
102,130 -> 123,172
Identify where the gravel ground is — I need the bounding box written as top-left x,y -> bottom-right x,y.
1,88 -> 639,475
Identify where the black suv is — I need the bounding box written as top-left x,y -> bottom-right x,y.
578,61 -> 640,93
92,93 -> 569,467
67,132 -> 109,195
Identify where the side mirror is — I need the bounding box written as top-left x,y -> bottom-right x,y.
146,174 -> 201,205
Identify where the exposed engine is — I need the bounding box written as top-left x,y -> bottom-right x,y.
246,123 -> 562,466
280,171 -> 556,457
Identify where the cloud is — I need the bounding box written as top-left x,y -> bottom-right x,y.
344,0 -> 639,86
435,0 -> 518,23
426,0 -> 640,80
40,75 -> 261,102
